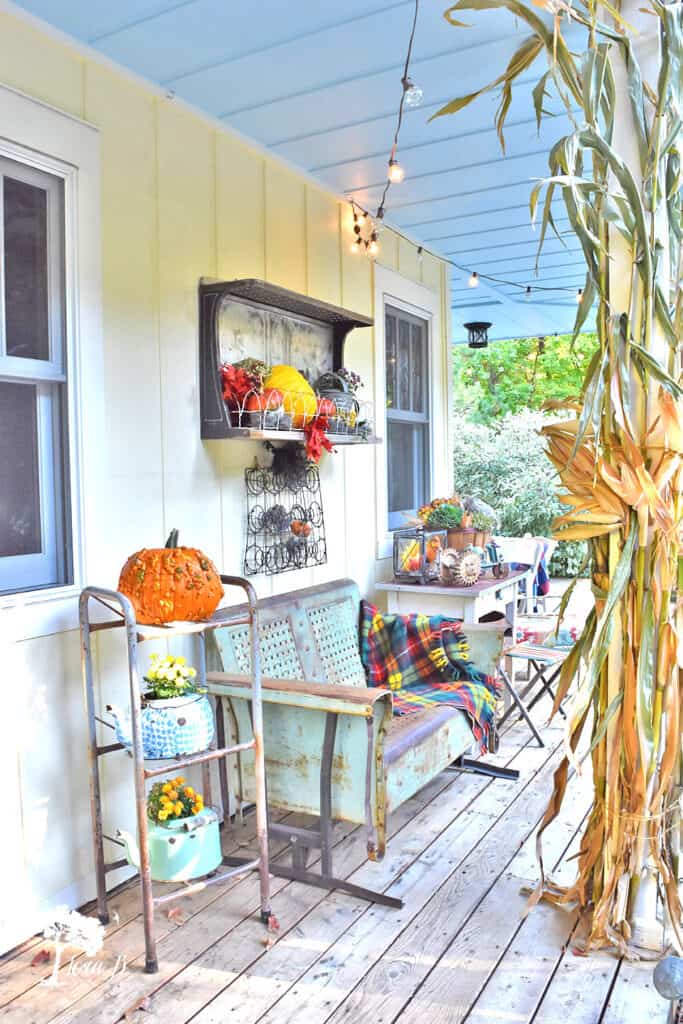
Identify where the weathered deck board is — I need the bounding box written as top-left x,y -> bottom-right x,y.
531,946 -> 619,1024
387,774 -> 594,1024
25,733 -> 511,1024
466,810 -> 589,1024
112,762 -> 497,1024
259,740 -> 562,1024
2,705 -> 664,1024
601,959 -> 667,1023
0,807 -> 289,1005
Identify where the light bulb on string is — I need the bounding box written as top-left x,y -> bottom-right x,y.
524,286 -> 532,301
350,237 -> 362,255
368,232 -> 379,257
388,158 -> 405,184
403,78 -> 423,108
576,288 -> 584,303
468,271 -> 479,288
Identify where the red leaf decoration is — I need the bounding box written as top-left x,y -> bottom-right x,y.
304,415 -> 335,464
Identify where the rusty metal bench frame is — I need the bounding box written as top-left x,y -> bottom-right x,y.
206,578 -> 507,907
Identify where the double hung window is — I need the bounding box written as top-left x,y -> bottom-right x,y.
0,156 -> 70,595
385,305 -> 430,530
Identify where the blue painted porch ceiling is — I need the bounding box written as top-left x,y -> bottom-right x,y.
14,0 -> 589,341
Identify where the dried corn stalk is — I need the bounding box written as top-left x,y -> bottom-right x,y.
437,0 -> 683,953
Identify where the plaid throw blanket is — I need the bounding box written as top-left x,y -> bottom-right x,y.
360,601 -> 500,753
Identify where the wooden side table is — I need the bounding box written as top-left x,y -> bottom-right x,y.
376,568 -> 531,639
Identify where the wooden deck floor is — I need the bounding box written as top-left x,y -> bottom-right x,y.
1,706 -> 666,1024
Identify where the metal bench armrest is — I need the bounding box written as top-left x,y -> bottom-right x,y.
206,671 -> 392,717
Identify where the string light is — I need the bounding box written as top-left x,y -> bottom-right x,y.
388,157 -> 405,184
374,0 -> 419,221
403,77 -> 423,108
345,1 -> 418,258
342,0 -> 591,299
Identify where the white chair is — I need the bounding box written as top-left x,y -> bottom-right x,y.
494,536 -> 556,615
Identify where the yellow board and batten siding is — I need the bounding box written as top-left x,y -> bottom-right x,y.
0,8 -> 451,950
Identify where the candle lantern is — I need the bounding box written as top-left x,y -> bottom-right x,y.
392,527 -> 446,584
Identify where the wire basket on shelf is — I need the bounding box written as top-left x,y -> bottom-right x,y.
226,384 -> 373,438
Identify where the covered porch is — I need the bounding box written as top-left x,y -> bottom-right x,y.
1,0 -> 681,1021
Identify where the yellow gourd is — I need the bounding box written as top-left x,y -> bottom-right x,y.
264,365 -> 317,428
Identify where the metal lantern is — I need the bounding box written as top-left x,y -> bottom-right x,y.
464,321 -> 492,348
393,527 -> 446,584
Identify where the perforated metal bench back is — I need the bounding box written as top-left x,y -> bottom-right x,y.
216,578 -> 367,687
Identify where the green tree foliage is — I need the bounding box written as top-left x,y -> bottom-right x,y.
452,380 -> 593,578
453,333 -> 598,424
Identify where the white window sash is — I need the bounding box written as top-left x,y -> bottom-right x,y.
0,381 -> 63,593
0,84 -> 102,638
0,155 -> 65,371
373,266 -> 449,562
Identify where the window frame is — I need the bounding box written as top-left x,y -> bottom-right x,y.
0,84 -> 102,640
0,156 -> 71,595
373,264 -> 452,562
384,305 -> 431,530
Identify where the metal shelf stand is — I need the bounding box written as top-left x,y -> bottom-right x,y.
79,574 -> 270,974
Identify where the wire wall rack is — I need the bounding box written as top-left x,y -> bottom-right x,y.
244,455 -> 327,576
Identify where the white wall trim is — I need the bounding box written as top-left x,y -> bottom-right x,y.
0,83 -> 103,641
373,264 -> 449,562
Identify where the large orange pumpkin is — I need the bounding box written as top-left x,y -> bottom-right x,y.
118,529 -> 223,625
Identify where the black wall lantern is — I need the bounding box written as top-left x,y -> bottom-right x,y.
464,321 -> 492,349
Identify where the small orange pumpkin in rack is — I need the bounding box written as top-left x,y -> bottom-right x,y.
118,529 -> 223,625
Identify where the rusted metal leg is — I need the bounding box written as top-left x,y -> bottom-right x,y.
291,840 -> 310,871
364,716 -> 380,860
222,697 -> 244,824
197,633 -> 214,807
242,587 -> 271,925
319,712 -> 338,877
124,616 -> 158,974
215,697 -> 231,822
79,593 -> 109,925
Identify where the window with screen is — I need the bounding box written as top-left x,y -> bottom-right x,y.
0,156 -> 71,594
385,305 -> 430,530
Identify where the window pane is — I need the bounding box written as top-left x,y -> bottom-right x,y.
388,421 -> 415,515
398,319 -> 410,410
0,380 -> 41,556
386,314 -> 396,409
387,421 -> 429,522
411,322 -> 424,412
4,176 -> 50,360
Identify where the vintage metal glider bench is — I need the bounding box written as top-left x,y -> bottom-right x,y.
206,578 -> 506,908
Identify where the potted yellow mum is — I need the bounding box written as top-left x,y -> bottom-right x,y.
117,777 -> 222,882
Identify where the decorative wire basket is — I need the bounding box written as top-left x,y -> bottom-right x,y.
243,457 -> 327,576
226,386 -> 372,437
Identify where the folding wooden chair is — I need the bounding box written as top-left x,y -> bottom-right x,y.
497,640 -> 569,747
